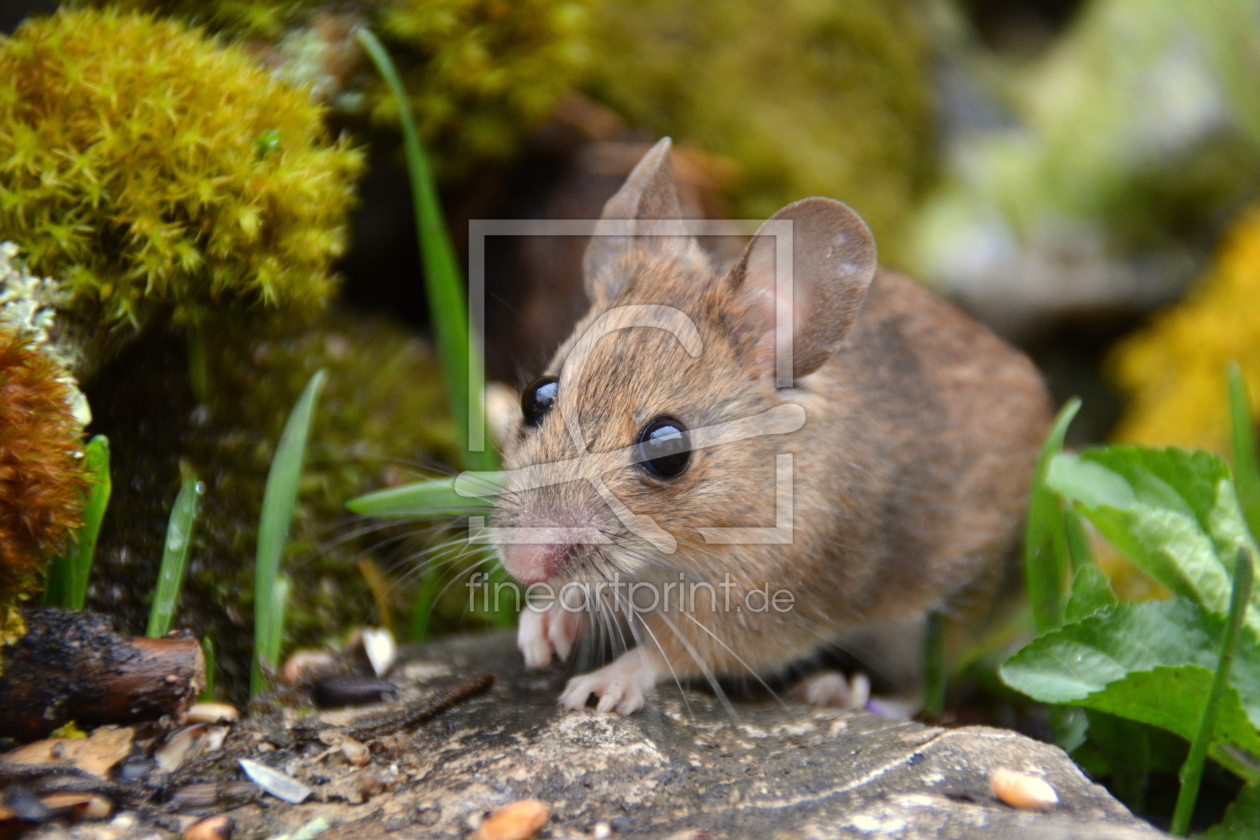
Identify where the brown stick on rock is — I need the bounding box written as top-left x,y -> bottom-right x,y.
0,607 -> 205,741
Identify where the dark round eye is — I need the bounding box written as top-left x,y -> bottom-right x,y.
635,416 -> 691,479
521,375 -> 559,427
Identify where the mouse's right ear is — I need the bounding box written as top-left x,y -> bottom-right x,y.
582,137 -> 696,302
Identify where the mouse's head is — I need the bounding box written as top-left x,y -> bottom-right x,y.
492,138 -> 876,591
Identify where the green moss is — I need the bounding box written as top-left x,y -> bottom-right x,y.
85,311 -> 467,699
0,8 -> 364,370
584,0 -> 935,266
79,0 -> 594,177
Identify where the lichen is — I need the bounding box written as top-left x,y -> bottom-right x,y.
1109,204 -> 1260,452
0,8 -> 364,370
0,326 -> 88,613
584,0 -> 934,265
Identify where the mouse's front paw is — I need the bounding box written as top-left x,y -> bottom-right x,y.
517,602 -> 583,668
559,647 -> 662,714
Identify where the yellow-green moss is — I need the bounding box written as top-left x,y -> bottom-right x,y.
584,0 -> 934,265
78,0 -> 594,177
0,8 -> 364,369
1110,205 -> 1260,450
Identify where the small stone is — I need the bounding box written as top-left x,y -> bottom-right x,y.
592,821 -> 612,839
186,702 -> 239,724
471,799 -> 550,840
415,804 -> 441,826
990,768 -> 1059,812
182,814 -> 234,840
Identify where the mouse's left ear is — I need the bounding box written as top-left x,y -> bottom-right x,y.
725,198 -> 876,382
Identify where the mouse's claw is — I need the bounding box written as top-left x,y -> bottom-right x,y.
560,647 -> 662,714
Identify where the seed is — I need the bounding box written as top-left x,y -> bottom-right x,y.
990,768 -> 1058,811
470,799 -> 550,840
182,814 -> 234,840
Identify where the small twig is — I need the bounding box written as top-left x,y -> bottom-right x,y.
337,673 -> 494,741
0,761 -> 150,806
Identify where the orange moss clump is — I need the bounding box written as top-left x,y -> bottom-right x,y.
0,327 -> 87,605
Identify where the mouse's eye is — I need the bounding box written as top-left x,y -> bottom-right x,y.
635,416 -> 691,479
522,375 -> 559,427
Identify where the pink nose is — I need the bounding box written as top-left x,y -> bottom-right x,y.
499,543 -> 577,585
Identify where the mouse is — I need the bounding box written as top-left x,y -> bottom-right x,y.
489,137 -> 1051,714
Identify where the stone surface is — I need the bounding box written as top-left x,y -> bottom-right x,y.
24,631 -> 1164,839
229,631 -> 1161,840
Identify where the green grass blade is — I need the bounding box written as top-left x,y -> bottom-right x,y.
356,27 -> 495,473
252,370 -> 326,696
1172,547 -> 1254,835
42,435 -> 111,610
1229,363 -> 1260,543
346,474 -> 502,519
146,471 -> 203,637
1025,398 -> 1082,632
1064,506 -> 1094,573
265,573 -> 291,682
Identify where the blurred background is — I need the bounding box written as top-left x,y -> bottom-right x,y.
3,0 -> 1260,691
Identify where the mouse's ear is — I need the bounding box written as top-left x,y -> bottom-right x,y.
582,137 -> 697,301
725,198 -> 876,382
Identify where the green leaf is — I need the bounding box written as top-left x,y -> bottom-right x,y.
252,370 -> 325,697
1195,783 -> 1260,839
1228,364 -> 1260,544
1063,564 -> 1117,623
1024,398 -> 1082,631
1047,447 -> 1260,629
1001,599 -> 1260,756
42,435 -> 111,610
346,473 -> 502,520
146,471 -> 203,637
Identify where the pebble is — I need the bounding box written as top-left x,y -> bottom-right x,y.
182,814 -> 234,840
990,768 -> 1058,811
471,799 -> 550,840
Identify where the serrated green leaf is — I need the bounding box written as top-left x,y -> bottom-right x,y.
1001,599 -> 1260,747
1046,447 -> 1260,629
1195,783 -> 1260,839
1064,564 -> 1117,623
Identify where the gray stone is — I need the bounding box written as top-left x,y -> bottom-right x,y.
228,631 -> 1162,840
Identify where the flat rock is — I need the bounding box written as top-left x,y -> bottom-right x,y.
229,631 -> 1161,840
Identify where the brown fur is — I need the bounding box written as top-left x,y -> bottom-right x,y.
493,139 -> 1050,691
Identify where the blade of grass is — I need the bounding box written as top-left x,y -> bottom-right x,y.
356,27 -> 494,473
42,435 -> 111,610
1229,363 -> 1260,543
252,370 -> 326,696
1171,547 -> 1254,835
1025,398 -> 1082,632
346,474 -> 500,519
146,471 -> 203,637
1064,507 -> 1094,573
263,574 -> 291,683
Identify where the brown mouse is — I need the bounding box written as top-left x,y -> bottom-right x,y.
490,138 -> 1051,713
